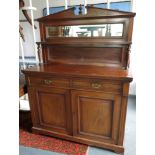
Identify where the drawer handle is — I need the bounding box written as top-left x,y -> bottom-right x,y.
44,80 -> 53,85
91,83 -> 101,89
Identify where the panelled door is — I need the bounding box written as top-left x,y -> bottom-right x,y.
28,86 -> 72,135
71,90 -> 121,144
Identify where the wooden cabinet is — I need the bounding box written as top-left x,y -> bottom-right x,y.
23,69 -> 132,153
22,6 -> 135,154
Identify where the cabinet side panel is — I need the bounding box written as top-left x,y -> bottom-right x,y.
118,83 -> 130,145
27,87 -> 40,126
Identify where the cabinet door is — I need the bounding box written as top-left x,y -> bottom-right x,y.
29,86 -> 72,135
71,90 -> 121,144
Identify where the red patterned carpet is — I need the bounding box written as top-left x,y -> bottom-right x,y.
19,129 -> 88,155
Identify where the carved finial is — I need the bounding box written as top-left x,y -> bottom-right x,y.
79,4 -> 82,14
36,42 -> 42,63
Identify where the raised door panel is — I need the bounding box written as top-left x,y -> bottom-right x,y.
30,86 -> 72,135
71,90 -> 121,144
39,92 -> 66,127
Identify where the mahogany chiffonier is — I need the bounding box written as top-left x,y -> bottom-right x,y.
22,6 -> 136,153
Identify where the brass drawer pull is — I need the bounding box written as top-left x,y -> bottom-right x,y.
91,83 -> 101,89
44,80 -> 53,84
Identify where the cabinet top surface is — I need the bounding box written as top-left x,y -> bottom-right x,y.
22,64 -> 132,82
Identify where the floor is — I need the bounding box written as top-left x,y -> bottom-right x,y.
19,96 -> 136,155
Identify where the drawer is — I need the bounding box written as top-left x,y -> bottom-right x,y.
72,78 -> 122,93
28,76 -> 70,88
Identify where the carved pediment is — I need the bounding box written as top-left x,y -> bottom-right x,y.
37,6 -> 135,22
85,6 -> 136,17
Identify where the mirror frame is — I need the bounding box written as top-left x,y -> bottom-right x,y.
45,23 -> 124,38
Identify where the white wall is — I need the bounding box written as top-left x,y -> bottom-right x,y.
19,21 -> 40,57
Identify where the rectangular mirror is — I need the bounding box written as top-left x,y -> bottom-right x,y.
46,24 -> 123,38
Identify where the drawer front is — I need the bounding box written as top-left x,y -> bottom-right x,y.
28,76 -> 70,88
72,78 -> 122,93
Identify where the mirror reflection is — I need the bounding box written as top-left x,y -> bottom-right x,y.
46,24 -> 123,38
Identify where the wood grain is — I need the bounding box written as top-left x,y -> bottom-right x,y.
22,6 -> 135,154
